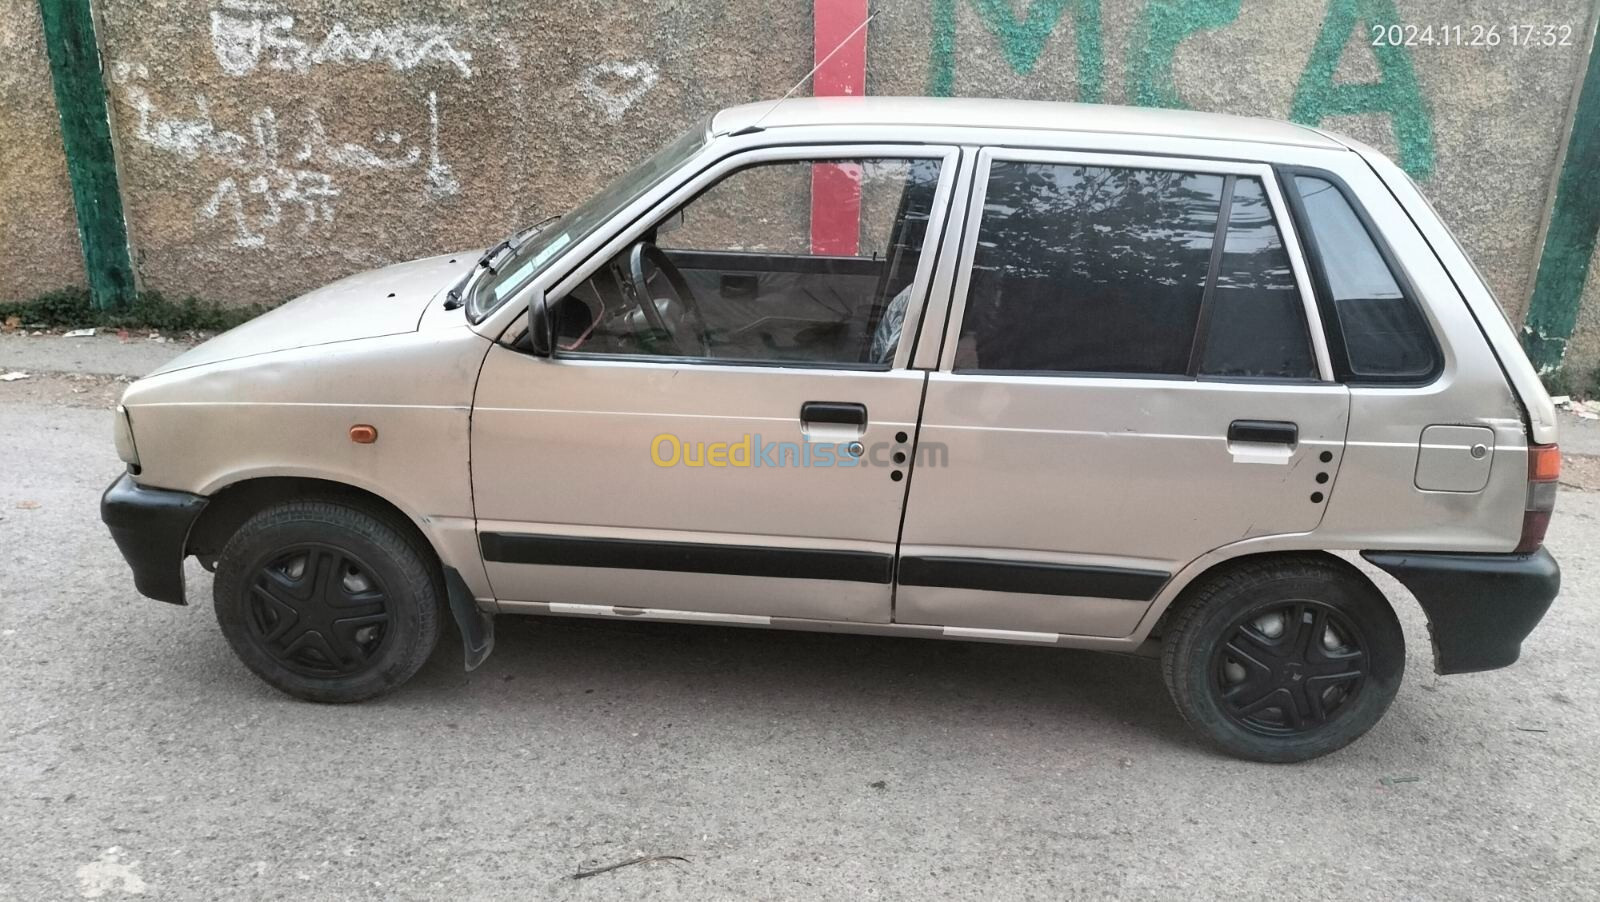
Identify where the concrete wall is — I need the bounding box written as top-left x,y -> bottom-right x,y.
0,0 -> 86,301
4,0 -> 1599,378
93,0 -> 807,305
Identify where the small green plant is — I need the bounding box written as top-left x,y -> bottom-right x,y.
0,287 -> 269,333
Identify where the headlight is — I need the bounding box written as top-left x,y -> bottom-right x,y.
113,404 -> 140,467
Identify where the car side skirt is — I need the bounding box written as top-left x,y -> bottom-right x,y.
493,599 -> 1148,650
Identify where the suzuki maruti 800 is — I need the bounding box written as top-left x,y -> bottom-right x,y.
103,98 -> 1561,762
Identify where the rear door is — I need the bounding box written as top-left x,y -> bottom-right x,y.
897,148 -> 1350,638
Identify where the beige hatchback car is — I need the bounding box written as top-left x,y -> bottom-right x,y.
103,98 -> 1561,762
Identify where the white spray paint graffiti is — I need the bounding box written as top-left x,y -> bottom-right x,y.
579,60 -> 660,121
209,0 -> 473,78
115,61 -> 458,249
126,4 -> 655,254
113,0 -> 475,251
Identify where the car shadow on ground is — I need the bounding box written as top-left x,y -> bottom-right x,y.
404,611 -> 1201,752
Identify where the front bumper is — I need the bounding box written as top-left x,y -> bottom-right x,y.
1363,547 -> 1560,675
101,473 -> 208,605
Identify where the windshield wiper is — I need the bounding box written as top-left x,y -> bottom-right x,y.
442,217 -> 559,311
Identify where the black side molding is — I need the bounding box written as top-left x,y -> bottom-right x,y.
1228,420 -> 1298,445
480,533 -> 893,584
897,556 -> 1169,601
1363,548 -> 1560,674
101,473 -> 208,605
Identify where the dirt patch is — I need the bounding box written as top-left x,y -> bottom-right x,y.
0,372 -> 130,409
1561,454 -> 1600,493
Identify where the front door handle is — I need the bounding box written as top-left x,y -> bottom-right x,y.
1228,420 -> 1298,445
800,401 -> 868,427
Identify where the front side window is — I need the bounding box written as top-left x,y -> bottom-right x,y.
954,161 -> 1315,379
549,156 -> 944,366
1290,175 -> 1438,381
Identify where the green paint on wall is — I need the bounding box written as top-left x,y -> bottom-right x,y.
38,0 -> 134,310
1290,0 -> 1435,179
929,0 -> 1103,103
1523,26 -> 1600,371
1129,0 -> 1243,109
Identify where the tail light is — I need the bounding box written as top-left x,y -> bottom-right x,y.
1516,443 -> 1560,553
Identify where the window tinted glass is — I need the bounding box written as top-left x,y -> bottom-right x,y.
1199,178 -> 1315,378
957,163 -> 1224,375
1293,175 -> 1436,379
551,157 -> 942,366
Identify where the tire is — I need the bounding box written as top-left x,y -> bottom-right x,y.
213,498 -> 443,703
1160,555 -> 1404,763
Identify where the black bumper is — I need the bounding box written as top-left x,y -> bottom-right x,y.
101,473 -> 208,605
1362,548 -> 1560,675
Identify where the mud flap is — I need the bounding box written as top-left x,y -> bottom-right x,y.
443,567 -> 494,671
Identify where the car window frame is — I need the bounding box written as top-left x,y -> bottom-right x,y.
934,147 -> 1336,384
1274,164 -> 1445,387
512,142 -> 964,373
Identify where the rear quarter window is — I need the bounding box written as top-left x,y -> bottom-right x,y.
1286,174 -> 1441,383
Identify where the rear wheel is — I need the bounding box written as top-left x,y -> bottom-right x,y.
213,499 -> 442,702
1161,556 -> 1404,762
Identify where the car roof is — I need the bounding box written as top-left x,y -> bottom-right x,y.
711,96 -> 1343,150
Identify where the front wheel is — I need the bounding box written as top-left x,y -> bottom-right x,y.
1160,556 -> 1404,762
213,499 -> 442,703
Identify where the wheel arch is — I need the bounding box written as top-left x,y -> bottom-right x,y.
186,476 -> 437,570
1142,548 -> 1388,644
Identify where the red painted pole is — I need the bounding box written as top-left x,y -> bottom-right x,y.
810,0 -> 868,256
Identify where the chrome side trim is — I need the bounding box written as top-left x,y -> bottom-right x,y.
543,602 -> 773,625
941,626 -> 1061,644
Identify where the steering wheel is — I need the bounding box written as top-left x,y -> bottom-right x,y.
627,241 -> 710,357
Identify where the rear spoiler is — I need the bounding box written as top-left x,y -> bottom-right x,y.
1314,131 -> 1559,446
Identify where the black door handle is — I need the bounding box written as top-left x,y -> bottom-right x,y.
801,401 -> 867,426
1229,420 -> 1298,445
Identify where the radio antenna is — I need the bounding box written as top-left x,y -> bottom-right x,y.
731,9 -> 876,136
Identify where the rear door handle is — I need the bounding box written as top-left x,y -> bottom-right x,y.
1228,420 -> 1298,445
801,401 -> 868,427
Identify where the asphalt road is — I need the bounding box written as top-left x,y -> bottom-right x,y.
3,343 -> 1600,899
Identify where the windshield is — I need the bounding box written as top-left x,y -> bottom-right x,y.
469,117 -> 711,321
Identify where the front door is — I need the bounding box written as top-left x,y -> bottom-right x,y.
897,149 -> 1350,638
473,146 -> 959,623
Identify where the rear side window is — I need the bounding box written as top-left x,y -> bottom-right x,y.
1199,179 -> 1315,378
1289,175 -> 1438,381
955,161 -> 1314,379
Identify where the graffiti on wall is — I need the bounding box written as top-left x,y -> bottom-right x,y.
208,0 -> 474,78
930,0 -> 1436,178
117,1 -> 661,253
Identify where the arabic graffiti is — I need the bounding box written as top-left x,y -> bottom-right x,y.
114,61 -> 458,248
928,0 -> 1436,178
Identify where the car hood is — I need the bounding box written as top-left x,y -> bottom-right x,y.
149,251 -> 474,376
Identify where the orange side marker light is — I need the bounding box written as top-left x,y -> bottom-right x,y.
350,424 -> 378,444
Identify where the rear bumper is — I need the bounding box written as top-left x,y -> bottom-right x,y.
101,473 -> 208,605
1362,548 -> 1560,675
